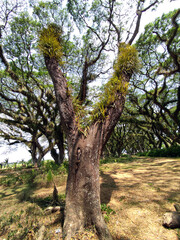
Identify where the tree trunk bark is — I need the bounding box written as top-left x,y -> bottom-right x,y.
31,142 -> 38,167
51,123 -> 65,165
63,127 -> 112,240
44,56 -> 130,240
57,124 -> 65,164
51,148 -> 64,165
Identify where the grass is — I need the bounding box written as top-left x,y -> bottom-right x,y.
0,156 -> 180,240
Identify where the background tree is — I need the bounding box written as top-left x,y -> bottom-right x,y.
0,2 -> 65,165
129,9 -> 180,147
105,9 -> 180,156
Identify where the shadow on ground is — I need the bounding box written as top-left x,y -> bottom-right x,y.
100,171 -> 118,204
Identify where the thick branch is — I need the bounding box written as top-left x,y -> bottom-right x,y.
128,10 -> 142,45
154,9 -> 180,76
0,45 -> 20,82
166,9 -> 180,72
174,85 -> 180,119
44,57 -> 77,141
100,73 -> 130,148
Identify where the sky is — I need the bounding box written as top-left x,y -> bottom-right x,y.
0,0 -> 179,163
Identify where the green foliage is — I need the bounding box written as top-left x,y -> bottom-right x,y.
115,9 -> 180,153
0,169 -> 38,187
43,160 -> 69,175
46,169 -> 53,183
38,24 -> 63,61
114,43 -> 140,77
101,204 -> 115,223
100,155 -> 135,164
136,9 -> 179,73
0,174 -> 19,187
43,160 -> 59,171
72,98 -> 89,131
0,10 -> 61,165
21,169 -> 38,186
138,145 -> 180,157
59,161 -> 69,174
65,43 -> 140,129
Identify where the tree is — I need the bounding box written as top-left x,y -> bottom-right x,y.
127,9 -> 180,148
41,26 -> 139,240
105,9 -> 180,156
104,119 -> 154,157
38,1 -> 162,239
0,3 -> 65,165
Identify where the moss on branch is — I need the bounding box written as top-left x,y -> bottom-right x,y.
115,43 -> 140,76
38,24 -> 63,61
90,43 -> 140,122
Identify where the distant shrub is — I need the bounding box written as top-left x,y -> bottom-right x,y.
43,160 -> 58,172
138,145 -> 180,157
47,169 -> 53,183
20,169 -> 38,186
100,155 -> 134,164
0,174 -> 20,186
43,160 -> 69,175
55,161 -> 69,175
17,189 -> 32,202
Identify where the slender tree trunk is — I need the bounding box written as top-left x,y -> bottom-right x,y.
63,127 -> 113,240
51,145 -> 64,165
51,148 -> 63,165
57,124 -> 65,164
51,123 -> 65,165
31,142 -> 38,167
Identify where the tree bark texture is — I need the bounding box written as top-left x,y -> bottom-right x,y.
45,56 -> 130,240
63,125 -> 113,240
51,123 -> 65,165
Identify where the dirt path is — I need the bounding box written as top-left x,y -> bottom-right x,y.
100,157 -> 180,240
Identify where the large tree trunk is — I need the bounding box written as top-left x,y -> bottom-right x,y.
63,126 -> 112,240
44,56 -> 129,240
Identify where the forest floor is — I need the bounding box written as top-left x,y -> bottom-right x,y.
0,156 -> 180,240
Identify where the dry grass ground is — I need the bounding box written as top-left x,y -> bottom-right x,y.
0,156 -> 179,240
100,157 -> 180,240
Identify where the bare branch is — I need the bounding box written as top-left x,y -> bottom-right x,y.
128,10 -> 142,45
128,0 -> 158,45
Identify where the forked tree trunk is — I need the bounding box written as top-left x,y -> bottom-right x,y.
63,126 -> 112,240
44,56 -> 129,240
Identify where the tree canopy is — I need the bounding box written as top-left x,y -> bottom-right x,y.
105,9 -> 180,156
